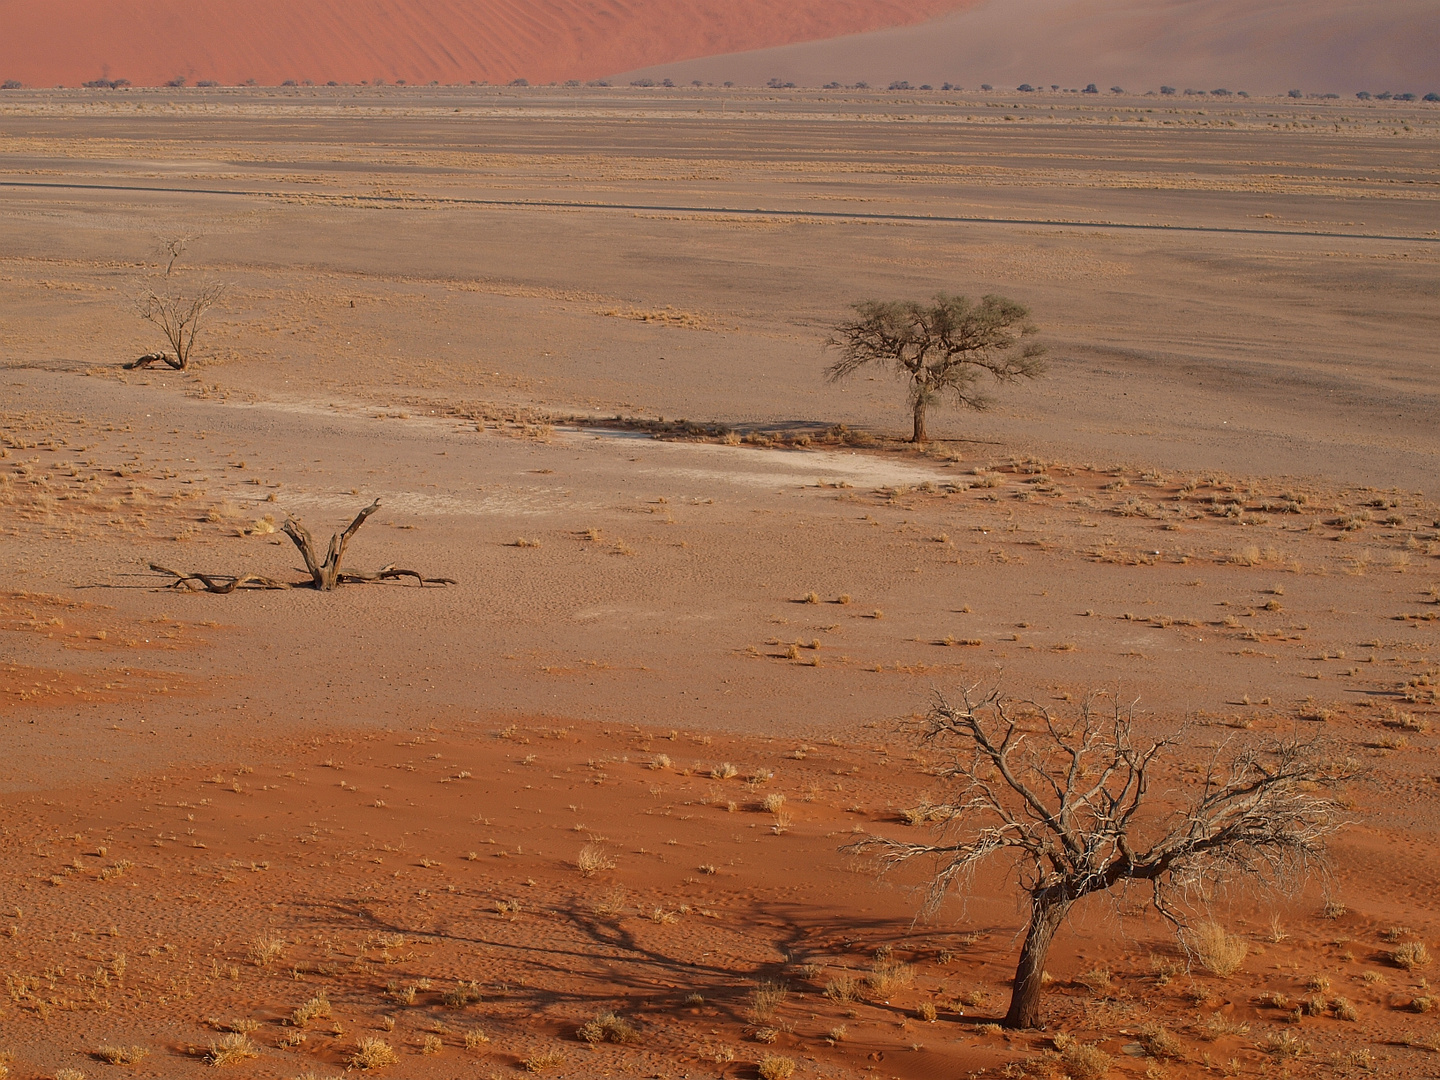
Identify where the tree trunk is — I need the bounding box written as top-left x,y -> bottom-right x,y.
912,399 -> 928,443
282,500 -> 380,590
1003,891 -> 1072,1029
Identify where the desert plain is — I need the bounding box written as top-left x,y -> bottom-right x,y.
1,85 -> 1438,1079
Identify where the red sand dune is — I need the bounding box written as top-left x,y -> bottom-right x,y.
622,0 -> 1440,95
0,0 -> 977,88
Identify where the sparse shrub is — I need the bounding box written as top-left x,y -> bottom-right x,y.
824,974 -> 860,1002
1059,1040 -> 1112,1079
292,993 -> 331,1027
576,843 -> 616,877
420,1033 -> 443,1054
750,980 -> 788,1022
1392,942 -> 1431,970
577,1011 -> 638,1044
1200,1011 -> 1249,1039
1190,922 -> 1248,977
1264,1030 -> 1309,1057
761,792 -> 787,814
248,935 -> 286,967
521,1049 -> 566,1072
206,1033 -> 260,1066
916,1001 -> 938,1021
865,958 -> 913,998
590,886 -> 626,917
349,1037 -> 399,1070
711,762 -> 738,780
758,1055 -> 795,1080
464,1029 -> 490,1049
443,980 -> 482,1007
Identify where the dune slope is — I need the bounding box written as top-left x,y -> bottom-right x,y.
0,0 -> 975,88
618,0 -> 1440,95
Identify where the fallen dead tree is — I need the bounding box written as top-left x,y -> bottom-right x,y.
150,499 -> 455,593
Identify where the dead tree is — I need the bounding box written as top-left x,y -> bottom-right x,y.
127,235 -> 225,371
849,686 -> 1353,1029
283,499 -> 380,590
150,499 -> 455,592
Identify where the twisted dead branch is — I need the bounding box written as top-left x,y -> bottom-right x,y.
149,499 -> 455,592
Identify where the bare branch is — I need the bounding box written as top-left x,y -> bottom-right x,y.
846,687 -> 1351,1028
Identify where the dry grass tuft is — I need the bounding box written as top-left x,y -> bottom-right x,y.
206,1033 -> 260,1067
824,973 -> 860,1003
1392,941 -> 1431,970
1141,1025 -> 1183,1059
443,980 -> 483,1008
420,1033 -> 443,1055
758,1055 -> 795,1080
247,935 -> 286,968
1263,1031 -> 1309,1057
464,1029 -> 490,1049
749,980 -> 789,1022
1189,922 -> 1248,977
96,1046 -> 149,1065
348,1037 -> 399,1070
575,843 -> 616,877
1056,1036 -> 1112,1079
590,886 -> 627,917
292,993 -> 331,1027
577,1010 -> 639,1044
865,957 -> 914,999
521,1048 -> 566,1072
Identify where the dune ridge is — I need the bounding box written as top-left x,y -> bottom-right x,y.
0,0 -> 975,88
619,0 -> 1440,95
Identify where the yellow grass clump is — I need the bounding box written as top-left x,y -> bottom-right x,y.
206,1033 -> 260,1067
1190,922 -> 1248,977
349,1037 -> 399,1070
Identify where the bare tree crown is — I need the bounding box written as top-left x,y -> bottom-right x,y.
128,234 -> 225,371
851,687 -> 1353,1027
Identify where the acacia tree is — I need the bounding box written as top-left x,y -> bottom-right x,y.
851,687 -> 1352,1029
825,294 -> 1047,443
127,235 -> 225,371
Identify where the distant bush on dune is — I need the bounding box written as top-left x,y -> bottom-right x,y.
1,79 -> 21,89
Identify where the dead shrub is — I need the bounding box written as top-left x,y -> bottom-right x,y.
577,1010 -> 638,1044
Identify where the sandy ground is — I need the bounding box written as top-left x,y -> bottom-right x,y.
1,88 -> 1438,1078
